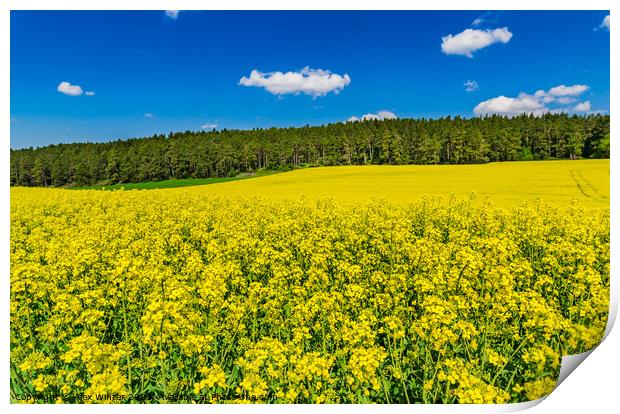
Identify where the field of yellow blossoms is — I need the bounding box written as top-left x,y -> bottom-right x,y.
10,186 -> 609,403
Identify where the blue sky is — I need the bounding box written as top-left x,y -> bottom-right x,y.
10,10 -> 610,149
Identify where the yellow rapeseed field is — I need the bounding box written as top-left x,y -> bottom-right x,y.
10,160 -> 609,404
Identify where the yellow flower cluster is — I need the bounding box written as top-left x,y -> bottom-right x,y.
194,364 -> 227,395
10,188 -> 609,403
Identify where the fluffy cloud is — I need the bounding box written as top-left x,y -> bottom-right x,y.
474,84 -> 592,116
239,67 -> 351,98
598,15 -> 610,31
347,110 -> 397,123
574,101 -> 591,112
464,80 -> 479,92
57,81 -> 84,96
165,10 -> 179,20
201,123 -> 218,130
547,84 -> 589,96
441,27 -> 512,57
474,95 -> 545,117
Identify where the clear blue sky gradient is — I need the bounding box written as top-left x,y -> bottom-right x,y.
10,10 -> 610,149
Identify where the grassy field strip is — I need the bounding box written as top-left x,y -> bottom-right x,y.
72,169 -> 282,190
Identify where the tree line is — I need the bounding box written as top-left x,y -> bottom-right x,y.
10,113 -> 610,187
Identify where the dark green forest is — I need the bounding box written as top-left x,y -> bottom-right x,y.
11,113 -> 610,187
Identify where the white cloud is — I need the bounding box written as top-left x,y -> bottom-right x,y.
144,113 -> 154,118
239,67 -> 351,98
598,15 -> 610,31
347,110 -> 397,123
574,101 -> 591,112
464,80 -> 479,92
472,18 -> 484,26
85,91 -> 95,96
474,95 -> 545,117
474,84 -> 593,116
165,10 -> 179,20
441,27 -> 513,58
201,123 -> 218,130
57,81 -> 84,96
547,84 -> 589,96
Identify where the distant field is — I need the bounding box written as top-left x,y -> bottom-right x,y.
64,160 -> 610,208
172,159 -> 610,208
70,159 -> 610,208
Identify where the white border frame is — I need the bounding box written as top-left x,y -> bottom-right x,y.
2,2 -> 616,414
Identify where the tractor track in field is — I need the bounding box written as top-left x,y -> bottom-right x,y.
575,169 -> 607,200
570,170 -> 592,198
570,169 -> 591,199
